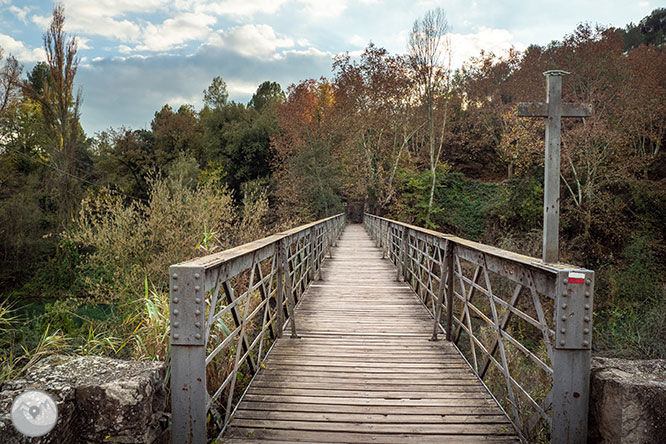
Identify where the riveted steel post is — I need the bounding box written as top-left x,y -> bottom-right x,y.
170,265 -> 207,444
551,270 -> 594,444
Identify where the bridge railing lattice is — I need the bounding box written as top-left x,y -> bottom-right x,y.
169,213 -> 346,443
364,213 -> 594,444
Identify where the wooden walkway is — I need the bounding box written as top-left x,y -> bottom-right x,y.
225,224 -> 518,443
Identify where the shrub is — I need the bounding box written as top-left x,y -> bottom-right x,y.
65,175 -> 238,303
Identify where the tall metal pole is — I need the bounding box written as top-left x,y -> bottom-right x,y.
518,70 -> 591,264
542,70 -> 564,264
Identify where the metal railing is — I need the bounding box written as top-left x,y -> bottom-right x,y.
364,213 -> 594,444
169,213 -> 346,443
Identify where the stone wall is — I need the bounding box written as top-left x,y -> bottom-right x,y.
588,357 -> 666,444
0,355 -> 169,444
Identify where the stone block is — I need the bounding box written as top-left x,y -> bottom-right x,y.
589,357 -> 666,444
0,355 -> 168,444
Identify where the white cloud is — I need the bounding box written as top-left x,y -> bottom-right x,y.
448,27 -> 525,68
208,24 -> 295,59
165,93 -> 203,107
31,0 -> 169,41
638,1 -> 649,7
348,34 -> 368,47
31,12 -> 142,42
62,0 -> 170,19
299,0 -> 348,19
226,79 -> 261,96
76,37 -> 92,50
135,12 -> 217,52
284,47 -> 331,57
196,0 -> 290,17
9,6 -> 30,23
0,34 -> 46,62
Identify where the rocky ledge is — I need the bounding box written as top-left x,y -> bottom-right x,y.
0,354 -> 169,444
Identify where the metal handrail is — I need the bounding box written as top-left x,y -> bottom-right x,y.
169,213 -> 346,443
363,213 -> 594,444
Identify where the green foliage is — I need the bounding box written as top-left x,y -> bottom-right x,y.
391,166 -> 439,228
37,300 -> 78,335
432,172 -> 497,239
393,169 -> 497,238
618,8 -> 666,50
94,128 -> 155,201
249,81 -> 285,112
489,175 -> 543,233
595,234 -> 666,358
291,140 -> 344,218
64,175 -> 237,303
151,104 -> 205,167
200,100 -> 277,197
132,278 -> 170,361
203,76 -> 229,109
26,62 -> 50,95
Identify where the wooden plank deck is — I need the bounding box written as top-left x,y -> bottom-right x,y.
224,224 -> 519,443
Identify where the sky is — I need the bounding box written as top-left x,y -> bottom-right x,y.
0,0 -> 656,135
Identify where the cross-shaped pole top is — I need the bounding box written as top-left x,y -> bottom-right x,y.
517,70 -> 593,264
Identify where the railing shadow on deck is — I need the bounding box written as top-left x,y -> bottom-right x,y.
364,213 -> 594,444
168,214 -> 346,443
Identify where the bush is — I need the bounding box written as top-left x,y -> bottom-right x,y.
594,234 -> 666,358
65,175 -> 239,303
58,174 -> 271,363
489,175 -> 543,233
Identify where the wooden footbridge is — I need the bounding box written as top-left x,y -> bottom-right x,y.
169,214 -> 594,444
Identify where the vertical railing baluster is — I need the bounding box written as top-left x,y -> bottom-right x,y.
308,228 -> 315,282
282,237 -> 299,338
276,239 -> 285,337
430,239 -> 450,341
224,254 -> 257,425
445,244 -> 455,341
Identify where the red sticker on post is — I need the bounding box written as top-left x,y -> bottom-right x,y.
568,272 -> 585,284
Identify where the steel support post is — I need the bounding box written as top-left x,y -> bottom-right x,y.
551,269 -> 594,444
170,265 -> 207,444
551,349 -> 591,444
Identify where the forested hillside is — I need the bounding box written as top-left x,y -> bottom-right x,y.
0,6 -> 665,380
